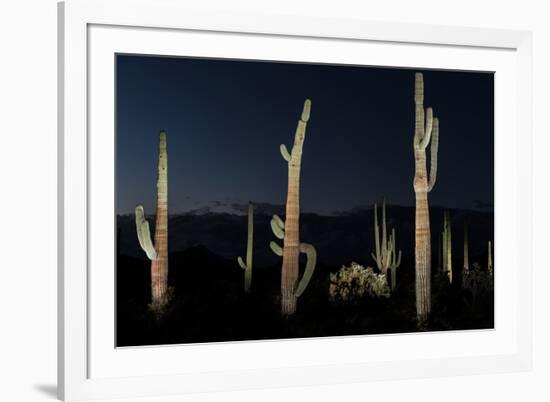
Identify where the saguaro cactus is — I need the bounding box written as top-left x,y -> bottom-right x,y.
237,202 -> 254,293
412,72 -> 440,323
442,211 -> 452,283
135,130 -> 169,315
270,99 -> 317,316
371,200 -> 402,291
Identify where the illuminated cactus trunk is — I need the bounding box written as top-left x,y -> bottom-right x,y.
135,130 -> 169,314
281,100 -> 309,315
237,202 -> 254,293
412,73 -> 440,324
270,99 -> 317,316
152,131 -> 168,309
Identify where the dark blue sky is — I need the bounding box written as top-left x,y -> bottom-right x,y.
116,55 -> 493,216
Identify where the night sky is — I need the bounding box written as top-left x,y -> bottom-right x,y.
116,55 -> 493,216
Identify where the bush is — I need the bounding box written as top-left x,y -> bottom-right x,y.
462,262 -> 493,305
329,262 -> 390,303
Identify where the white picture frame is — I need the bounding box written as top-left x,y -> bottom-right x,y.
58,0 -> 533,400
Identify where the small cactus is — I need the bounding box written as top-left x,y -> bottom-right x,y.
462,223 -> 470,288
463,248 -> 494,305
237,202 -> 254,293
371,200 -> 401,291
442,211 -> 452,283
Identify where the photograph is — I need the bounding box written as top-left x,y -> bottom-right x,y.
115,54 -> 494,347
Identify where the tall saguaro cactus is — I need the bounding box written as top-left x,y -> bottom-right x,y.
442,211 -> 452,283
371,200 -> 402,291
270,99 -> 317,316
412,72 -> 440,323
135,130 -> 169,315
237,202 -> 254,293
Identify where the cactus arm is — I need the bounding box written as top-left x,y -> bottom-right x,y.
412,74 -> 432,150
280,144 -> 291,162
413,73 -> 425,148
392,230 -> 401,264
383,237 -> 393,271
237,256 -> 247,270
270,241 -> 283,256
301,99 -> 311,122
418,107 -> 433,149
295,243 -> 317,297
395,250 -> 402,267
272,214 -> 285,230
270,216 -> 285,239
427,117 -> 439,192
135,205 -> 157,260
383,229 -> 393,269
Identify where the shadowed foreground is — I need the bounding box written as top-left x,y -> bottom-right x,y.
116,243 -> 493,347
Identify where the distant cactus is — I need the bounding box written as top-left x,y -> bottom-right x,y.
461,223 -> 470,288
237,202 -> 254,293
463,257 -> 494,305
437,230 -> 442,272
329,262 -> 390,303
463,239 -> 494,302
270,99 -> 317,315
135,130 -> 169,315
463,223 -> 470,273
371,200 -> 401,291
412,72 -> 440,323
488,241 -> 493,275
442,211 -> 452,283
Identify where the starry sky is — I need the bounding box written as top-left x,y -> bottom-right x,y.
116,54 -> 493,216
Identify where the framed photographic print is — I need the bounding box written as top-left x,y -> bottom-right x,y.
58,0 -> 533,400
